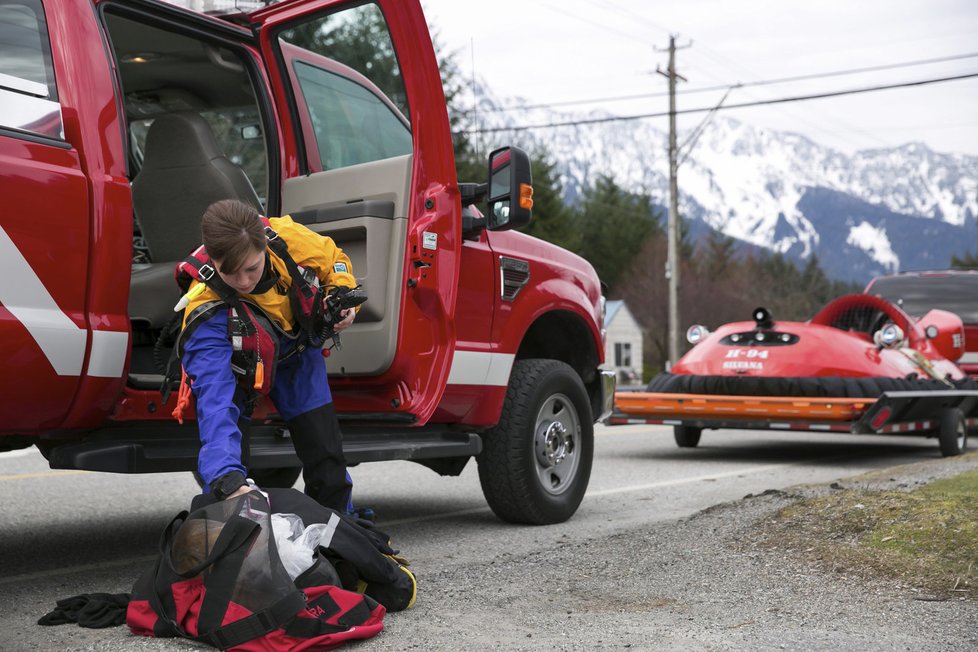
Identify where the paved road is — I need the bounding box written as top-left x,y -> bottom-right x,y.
0,424 -> 953,650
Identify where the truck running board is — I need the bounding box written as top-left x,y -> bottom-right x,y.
45,424 -> 481,474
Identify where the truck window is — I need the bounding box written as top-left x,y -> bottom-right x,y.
128,107 -> 268,206
869,275 -> 978,323
0,0 -> 62,140
291,60 -> 412,170
277,2 -> 412,171
102,11 -> 269,207
278,2 -> 409,120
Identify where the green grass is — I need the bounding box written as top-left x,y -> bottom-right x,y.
759,471 -> 978,598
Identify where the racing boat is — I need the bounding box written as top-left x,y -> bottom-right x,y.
611,293 -> 978,456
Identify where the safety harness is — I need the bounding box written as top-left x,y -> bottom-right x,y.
163,218 -> 334,422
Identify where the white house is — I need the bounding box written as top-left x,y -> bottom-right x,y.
603,300 -> 643,386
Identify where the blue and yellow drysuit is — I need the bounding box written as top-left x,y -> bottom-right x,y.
180,215 -> 357,510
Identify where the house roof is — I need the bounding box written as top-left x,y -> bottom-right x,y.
604,300 -> 624,328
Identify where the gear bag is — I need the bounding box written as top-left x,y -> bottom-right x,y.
252,488 -> 417,613
126,490 -> 386,650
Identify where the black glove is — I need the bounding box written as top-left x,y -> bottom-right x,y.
211,470 -> 247,500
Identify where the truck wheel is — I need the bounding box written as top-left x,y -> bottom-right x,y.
477,359 -> 593,525
938,408 -> 967,457
674,425 -> 702,448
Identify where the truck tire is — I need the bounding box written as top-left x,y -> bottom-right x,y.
674,425 -> 702,448
938,408 -> 967,457
477,359 -> 593,525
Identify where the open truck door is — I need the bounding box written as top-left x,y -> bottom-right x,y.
250,0 -> 460,426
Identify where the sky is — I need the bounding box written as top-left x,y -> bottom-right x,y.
420,0 -> 978,157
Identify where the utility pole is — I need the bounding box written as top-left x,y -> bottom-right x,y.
656,35 -> 689,369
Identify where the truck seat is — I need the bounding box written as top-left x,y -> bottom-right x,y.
129,113 -> 262,328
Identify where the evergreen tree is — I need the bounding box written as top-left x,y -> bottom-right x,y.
951,250 -> 978,269
695,229 -> 738,279
574,175 -> 661,290
517,154 -> 577,250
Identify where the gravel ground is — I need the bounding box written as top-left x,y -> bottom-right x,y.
374,452 -> 978,651
17,453 -> 978,651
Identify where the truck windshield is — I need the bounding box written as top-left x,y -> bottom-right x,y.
868,275 -> 978,323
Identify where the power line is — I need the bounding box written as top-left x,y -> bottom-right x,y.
464,51 -> 978,115
461,71 -> 978,134
678,86 -> 734,166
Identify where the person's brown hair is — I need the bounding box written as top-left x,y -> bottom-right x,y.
200,199 -> 266,274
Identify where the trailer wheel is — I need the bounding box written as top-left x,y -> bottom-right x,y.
938,408 -> 967,457
477,359 -> 593,525
674,425 -> 702,448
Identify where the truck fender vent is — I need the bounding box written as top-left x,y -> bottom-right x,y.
500,256 -> 530,301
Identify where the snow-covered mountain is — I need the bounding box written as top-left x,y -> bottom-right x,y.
471,98 -> 978,284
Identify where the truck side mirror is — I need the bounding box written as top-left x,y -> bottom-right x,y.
486,146 -> 532,231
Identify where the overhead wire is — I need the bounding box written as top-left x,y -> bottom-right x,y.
456,2 -> 975,150
461,71 -> 978,134
678,86 -> 735,166
679,34 -> 892,149
465,51 -> 978,115
542,0 -> 895,148
483,2 -> 968,150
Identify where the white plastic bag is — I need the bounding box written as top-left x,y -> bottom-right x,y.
270,513 -> 315,580
270,511 -> 345,580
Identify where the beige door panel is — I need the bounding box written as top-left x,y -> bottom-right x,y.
281,155 -> 413,376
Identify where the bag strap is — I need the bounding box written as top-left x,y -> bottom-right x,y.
157,501 -> 309,649
147,511 -> 261,642
204,591 -> 307,650
145,511 -> 189,638
263,225 -> 321,328
163,514 -> 260,579
282,591 -> 376,639
191,497 -> 307,648
179,254 -> 243,309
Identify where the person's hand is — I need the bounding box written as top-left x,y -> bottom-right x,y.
334,307 -> 356,332
225,484 -> 252,500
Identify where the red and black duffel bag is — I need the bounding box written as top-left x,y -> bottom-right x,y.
126,490 -> 385,650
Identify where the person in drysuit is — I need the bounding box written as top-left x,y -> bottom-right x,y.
177,199 -> 358,510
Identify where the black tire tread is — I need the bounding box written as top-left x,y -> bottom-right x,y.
477,359 -> 592,525
938,407 -> 965,457
674,425 -> 702,448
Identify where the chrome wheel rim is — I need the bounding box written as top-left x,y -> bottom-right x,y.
533,392 -> 581,496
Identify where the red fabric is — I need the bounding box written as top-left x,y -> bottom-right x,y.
170,578 -> 206,637
125,599 -> 157,637
224,586 -> 385,651
129,583 -> 385,650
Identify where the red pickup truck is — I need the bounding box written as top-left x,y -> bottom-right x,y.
0,0 -> 613,524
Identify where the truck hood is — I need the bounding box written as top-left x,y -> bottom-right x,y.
488,230 -> 596,277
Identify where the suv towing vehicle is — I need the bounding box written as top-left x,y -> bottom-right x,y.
0,0 -> 614,524
866,270 -> 978,377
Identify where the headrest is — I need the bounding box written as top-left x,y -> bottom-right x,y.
141,113 -> 226,170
